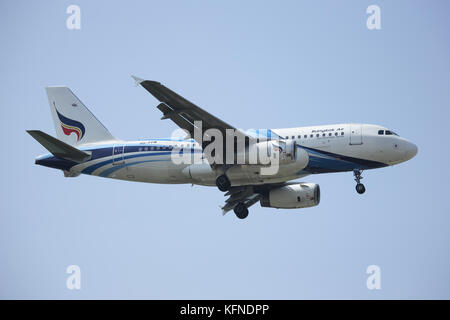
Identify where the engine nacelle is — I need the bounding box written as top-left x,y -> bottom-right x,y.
245,140 -> 297,165
260,183 -> 320,209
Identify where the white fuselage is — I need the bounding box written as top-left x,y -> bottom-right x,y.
36,123 -> 418,187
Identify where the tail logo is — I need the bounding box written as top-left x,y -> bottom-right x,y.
55,108 -> 85,141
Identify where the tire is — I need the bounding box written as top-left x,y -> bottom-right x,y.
356,183 -> 366,194
234,203 -> 249,219
216,174 -> 231,192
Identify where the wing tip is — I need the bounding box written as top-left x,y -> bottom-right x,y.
26,129 -> 41,137
131,75 -> 163,87
131,75 -> 144,86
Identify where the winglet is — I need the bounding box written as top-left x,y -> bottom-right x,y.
131,75 -> 144,86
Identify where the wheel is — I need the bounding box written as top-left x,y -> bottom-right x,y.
216,174 -> 231,192
356,183 -> 366,194
234,203 -> 249,219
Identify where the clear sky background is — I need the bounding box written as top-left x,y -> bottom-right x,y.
1,0 -> 449,299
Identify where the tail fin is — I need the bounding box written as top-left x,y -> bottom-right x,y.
46,86 -> 116,146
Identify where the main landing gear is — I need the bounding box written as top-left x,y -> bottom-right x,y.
353,169 -> 366,194
215,174 -> 248,219
234,202 -> 249,219
216,174 -> 231,192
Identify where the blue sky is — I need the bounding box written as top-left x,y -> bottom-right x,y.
1,0 -> 449,299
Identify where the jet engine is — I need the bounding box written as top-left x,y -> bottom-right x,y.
245,139 -> 297,165
260,183 -> 320,209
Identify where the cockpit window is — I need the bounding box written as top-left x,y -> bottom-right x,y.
381,130 -> 399,136
378,130 -> 384,135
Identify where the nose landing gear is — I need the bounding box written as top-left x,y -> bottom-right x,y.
353,169 -> 366,194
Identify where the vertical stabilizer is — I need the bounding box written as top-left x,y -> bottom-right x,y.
46,86 -> 116,146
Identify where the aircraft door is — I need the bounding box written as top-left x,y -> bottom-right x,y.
350,124 -> 363,145
112,144 -> 125,165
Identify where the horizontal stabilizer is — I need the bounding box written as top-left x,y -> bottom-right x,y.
27,130 -> 91,163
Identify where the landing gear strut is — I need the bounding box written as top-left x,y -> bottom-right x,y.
216,174 -> 231,192
353,169 -> 366,194
234,203 -> 249,219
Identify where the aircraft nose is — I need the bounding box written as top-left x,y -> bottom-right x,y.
405,141 -> 418,160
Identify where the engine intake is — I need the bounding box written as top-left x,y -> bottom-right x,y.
260,183 -> 320,209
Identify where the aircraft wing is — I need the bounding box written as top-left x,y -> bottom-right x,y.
132,76 -> 249,147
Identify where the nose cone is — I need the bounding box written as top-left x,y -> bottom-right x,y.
405,141 -> 418,160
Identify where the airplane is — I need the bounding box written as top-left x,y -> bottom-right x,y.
27,76 -> 418,219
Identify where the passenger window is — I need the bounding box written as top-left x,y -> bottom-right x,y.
322,133 -> 326,137
285,136 -> 289,139
341,132 -> 344,136
292,136 -> 295,139
298,135 -> 301,139
310,134 -> 313,138
304,135 -> 307,139
335,132 -> 338,136
329,133 -> 332,136
378,130 -> 384,135
316,134 -> 319,137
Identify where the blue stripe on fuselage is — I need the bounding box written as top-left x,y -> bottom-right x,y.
35,143 -> 387,175
81,148 -> 202,175
98,159 -> 167,177
81,151 -> 173,175
300,145 -> 387,173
